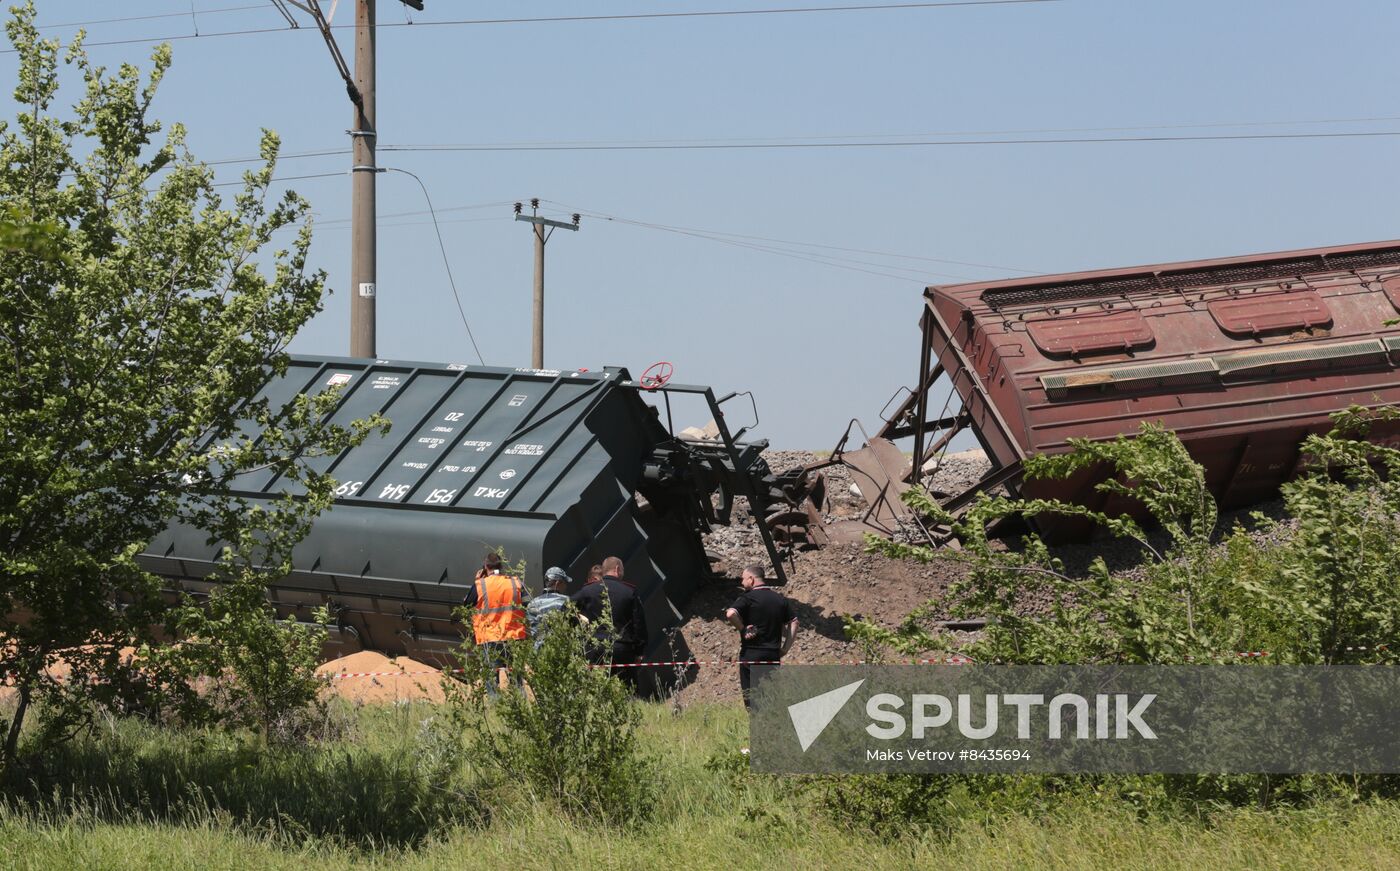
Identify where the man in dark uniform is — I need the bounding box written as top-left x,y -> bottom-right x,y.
725,563 -> 797,709
570,555 -> 648,688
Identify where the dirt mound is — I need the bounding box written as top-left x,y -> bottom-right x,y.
317,650 -> 446,704
670,543 -> 968,706
671,449 -> 976,706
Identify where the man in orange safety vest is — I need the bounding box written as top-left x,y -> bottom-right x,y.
464,550 -> 528,693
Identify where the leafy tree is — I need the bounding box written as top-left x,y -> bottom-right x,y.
0,3 -> 380,769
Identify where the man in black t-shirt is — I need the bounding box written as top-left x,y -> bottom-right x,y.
724,563 -> 797,709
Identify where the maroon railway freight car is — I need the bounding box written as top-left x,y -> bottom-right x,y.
879,239 -> 1400,532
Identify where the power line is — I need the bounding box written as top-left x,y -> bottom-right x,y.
209,170 -> 342,187
205,148 -> 349,166
541,203 -> 993,282
20,1 -> 1061,51
304,198 -> 989,283
314,200 -> 516,226
316,214 -> 509,230
206,169 -> 500,351
707,236 -> 976,279
382,167 -> 487,365
190,113 -> 1400,170
378,199 -> 515,220
380,130 -> 1400,153
646,221 -> 967,282
545,202 -> 1039,273
311,190 -> 977,286
56,147 -> 348,183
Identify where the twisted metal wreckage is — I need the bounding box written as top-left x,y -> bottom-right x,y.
138,239 -> 1400,676
811,238 -> 1400,544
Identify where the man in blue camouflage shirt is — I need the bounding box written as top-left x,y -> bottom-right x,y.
527,566 -> 573,648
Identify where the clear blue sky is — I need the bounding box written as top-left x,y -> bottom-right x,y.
16,1 -> 1400,446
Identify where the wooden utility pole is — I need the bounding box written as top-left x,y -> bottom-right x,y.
349,0 -> 377,357
514,199 -> 580,369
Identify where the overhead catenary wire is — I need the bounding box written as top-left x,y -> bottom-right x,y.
374,114 -> 1400,148
13,0 -> 1061,51
379,129 -> 1400,153
345,0 -> 1062,27
382,167 -> 487,366
0,24 -> 294,54
268,0 -> 300,29
36,3 -> 268,30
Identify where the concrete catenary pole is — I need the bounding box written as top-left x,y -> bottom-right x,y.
288,0 -> 427,356
349,0 -> 377,358
514,199 -> 580,370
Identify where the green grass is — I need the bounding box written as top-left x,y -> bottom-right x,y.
3,703 -> 1400,870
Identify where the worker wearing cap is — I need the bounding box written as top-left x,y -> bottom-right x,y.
463,551 -> 528,692
725,563 -> 797,709
527,567 -> 574,648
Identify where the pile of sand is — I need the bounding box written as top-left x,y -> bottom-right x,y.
0,644 -> 140,705
0,645 -> 451,707
316,650 -> 447,704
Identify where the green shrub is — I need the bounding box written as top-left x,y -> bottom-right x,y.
438,609 -> 657,826
836,409 -> 1400,825
864,411 -> 1400,667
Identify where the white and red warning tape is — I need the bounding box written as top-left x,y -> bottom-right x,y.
8,650 -> 1390,683
317,656 -> 978,679
4,647 -> 1391,682
320,671 -> 445,678
605,656 -> 978,669
315,648 -> 1397,678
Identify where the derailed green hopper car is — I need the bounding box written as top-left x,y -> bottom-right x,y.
138,356 -> 788,675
